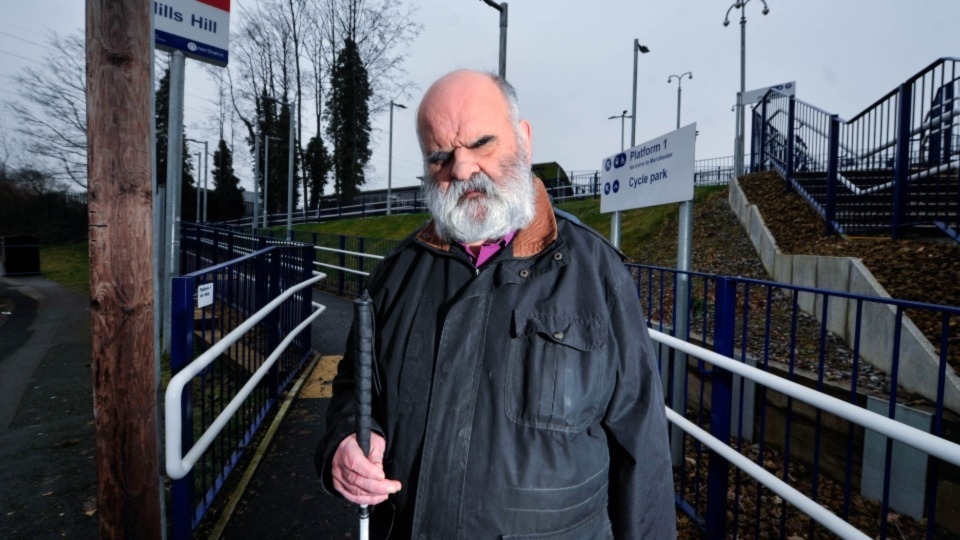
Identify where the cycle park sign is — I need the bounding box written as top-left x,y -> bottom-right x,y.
600,123 -> 697,213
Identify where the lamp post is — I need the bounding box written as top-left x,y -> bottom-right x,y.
724,0 -> 769,177
186,138 -> 209,222
607,110 -> 632,152
667,72 -> 693,129
666,70 -> 695,468
387,100 -> 407,216
194,151 -> 202,221
259,96 -> 296,235
263,135 -> 275,228
479,0 -> 508,78
630,39 -> 650,146
612,39 -> 650,249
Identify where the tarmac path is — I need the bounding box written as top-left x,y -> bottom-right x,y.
0,276 -> 97,539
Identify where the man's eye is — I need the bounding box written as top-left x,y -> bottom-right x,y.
470,136 -> 494,149
426,152 -> 450,166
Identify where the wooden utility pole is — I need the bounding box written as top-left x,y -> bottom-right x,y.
86,1 -> 163,537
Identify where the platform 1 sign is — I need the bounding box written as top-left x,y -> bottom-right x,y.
154,0 -> 231,67
600,123 -> 696,213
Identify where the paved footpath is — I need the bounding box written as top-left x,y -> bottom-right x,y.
212,290 -> 359,538
0,276 -> 97,539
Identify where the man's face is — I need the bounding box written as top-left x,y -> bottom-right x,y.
417,72 -> 536,244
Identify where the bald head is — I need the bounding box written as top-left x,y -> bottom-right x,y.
416,70 -> 521,150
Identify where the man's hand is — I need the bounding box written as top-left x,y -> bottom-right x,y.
331,433 -> 402,505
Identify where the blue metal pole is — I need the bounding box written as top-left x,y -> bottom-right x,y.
759,97 -> 768,171
785,96 -> 796,192
892,83 -> 913,239
705,277 -> 736,538
170,276 -> 196,538
825,114 -> 840,235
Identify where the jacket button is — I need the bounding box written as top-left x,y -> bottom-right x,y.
553,252 -> 563,261
553,331 -> 564,340
519,269 -> 530,278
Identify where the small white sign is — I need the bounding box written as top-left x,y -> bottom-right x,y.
197,283 -> 214,308
600,123 -> 697,213
154,0 -> 231,67
742,81 -> 796,105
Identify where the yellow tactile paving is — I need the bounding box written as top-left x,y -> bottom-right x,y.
299,355 -> 343,399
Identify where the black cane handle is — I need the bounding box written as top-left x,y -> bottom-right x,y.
354,291 -> 374,458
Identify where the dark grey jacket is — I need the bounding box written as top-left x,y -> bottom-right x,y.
317,183 -> 676,539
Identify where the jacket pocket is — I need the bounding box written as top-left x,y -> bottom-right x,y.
505,311 -> 608,432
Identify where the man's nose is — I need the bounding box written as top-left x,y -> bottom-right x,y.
450,148 -> 479,181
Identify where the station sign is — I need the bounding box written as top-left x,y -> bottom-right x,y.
600,123 -> 696,213
154,0 -> 231,67
742,81 -> 796,105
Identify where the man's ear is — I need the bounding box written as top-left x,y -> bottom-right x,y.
519,119 -> 532,161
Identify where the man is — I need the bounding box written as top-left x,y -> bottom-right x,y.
316,69 -> 676,539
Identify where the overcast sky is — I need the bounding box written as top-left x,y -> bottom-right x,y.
2,1 -> 959,195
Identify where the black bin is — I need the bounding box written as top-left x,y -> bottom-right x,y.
1,235 -> 41,277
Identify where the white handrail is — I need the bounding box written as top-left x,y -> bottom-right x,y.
314,245 -> 385,260
665,409 -> 869,540
648,329 -> 960,468
165,273 -> 325,480
651,328 -> 960,538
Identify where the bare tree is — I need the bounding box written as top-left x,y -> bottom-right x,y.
5,32 -> 88,189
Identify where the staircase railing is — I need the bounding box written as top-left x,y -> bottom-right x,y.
753,58 -> 960,240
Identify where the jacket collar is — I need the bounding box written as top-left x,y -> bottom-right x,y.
415,179 -> 558,259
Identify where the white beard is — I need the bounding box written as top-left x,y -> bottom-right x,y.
423,145 -> 536,245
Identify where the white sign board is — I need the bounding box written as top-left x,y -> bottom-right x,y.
742,81 -> 796,105
154,0 -> 231,67
197,283 -> 214,308
600,123 -> 696,213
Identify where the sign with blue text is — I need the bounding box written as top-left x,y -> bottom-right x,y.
742,81 -> 796,105
600,123 -> 696,213
154,0 -> 231,67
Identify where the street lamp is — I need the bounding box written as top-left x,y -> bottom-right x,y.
667,72 -> 693,129
611,39 -> 650,250
260,95 -> 296,237
724,0 -> 769,177
263,135 -> 276,229
607,110 -> 632,152
630,39 -> 650,147
186,138 -> 209,222
387,100 -> 407,216
479,0 -> 508,78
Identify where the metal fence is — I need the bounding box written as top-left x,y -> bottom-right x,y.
167,233 -> 317,537
752,58 -> 960,240
629,263 -> 960,538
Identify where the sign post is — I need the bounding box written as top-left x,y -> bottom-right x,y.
600,123 -> 696,466
154,0 -> 231,353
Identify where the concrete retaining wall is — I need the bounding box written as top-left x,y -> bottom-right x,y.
728,178 -> 960,414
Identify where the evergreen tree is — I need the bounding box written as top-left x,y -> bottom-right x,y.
210,139 -> 244,221
155,67 -> 197,220
304,135 -> 331,210
326,38 -> 371,201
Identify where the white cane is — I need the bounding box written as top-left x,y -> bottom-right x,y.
354,291 -> 374,540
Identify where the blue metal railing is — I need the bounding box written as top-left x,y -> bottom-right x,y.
753,58 -> 960,239
168,235 -> 315,536
628,263 -> 960,538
